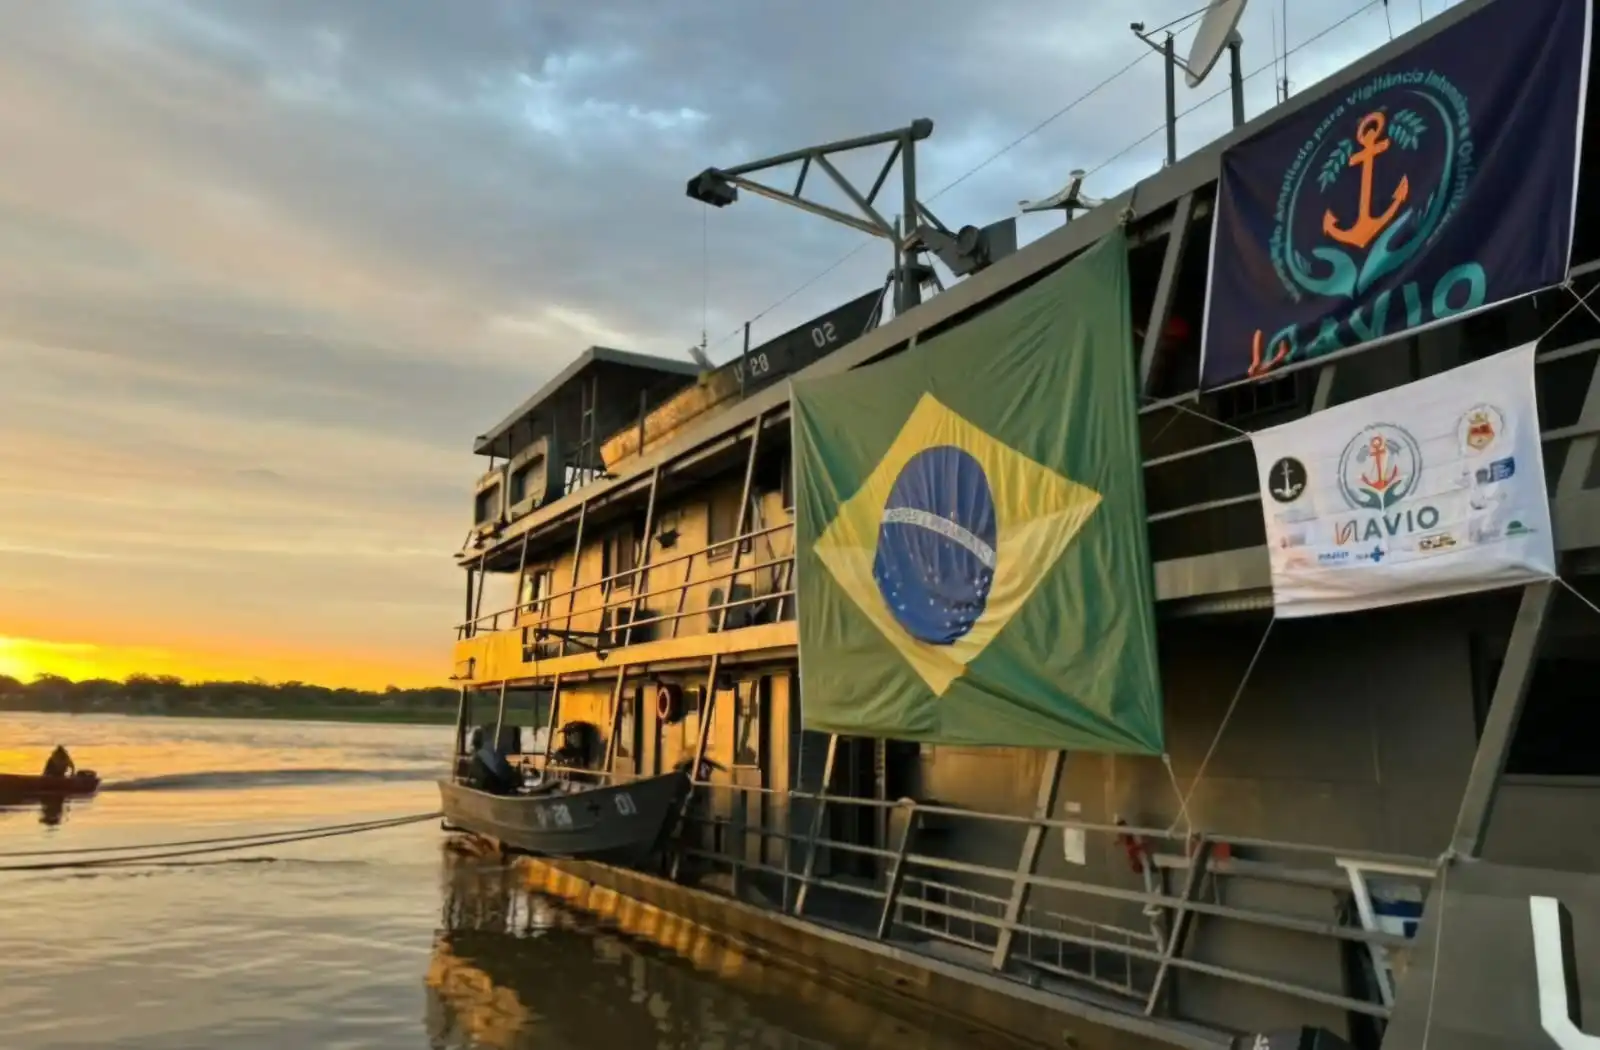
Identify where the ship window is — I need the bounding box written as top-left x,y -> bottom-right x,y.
732,680 -> 763,768
1477,652 -> 1600,778
474,486 -> 498,525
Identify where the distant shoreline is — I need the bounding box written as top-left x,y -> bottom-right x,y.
0,703 -> 456,727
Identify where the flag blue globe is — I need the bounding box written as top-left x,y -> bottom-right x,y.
871,445 -> 998,645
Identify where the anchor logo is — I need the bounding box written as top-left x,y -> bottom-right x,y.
1323,111 -> 1411,250
1360,435 -> 1400,495
1337,423 -> 1422,512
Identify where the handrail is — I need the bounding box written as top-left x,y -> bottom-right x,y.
457,519 -> 794,637
666,776 -> 1434,1023
681,777 -> 1437,871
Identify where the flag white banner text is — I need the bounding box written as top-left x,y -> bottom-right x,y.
1251,343 -> 1555,618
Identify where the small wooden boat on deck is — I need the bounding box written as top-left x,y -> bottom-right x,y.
0,770 -> 100,804
439,767 -> 689,868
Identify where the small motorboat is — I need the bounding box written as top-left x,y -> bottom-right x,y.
0,770 -> 101,804
440,761 -> 688,868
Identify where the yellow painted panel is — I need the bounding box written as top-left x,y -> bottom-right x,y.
452,630 -> 524,686
451,621 -> 797,687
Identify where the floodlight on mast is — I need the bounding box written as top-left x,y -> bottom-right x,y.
1131,0 -> 1250,167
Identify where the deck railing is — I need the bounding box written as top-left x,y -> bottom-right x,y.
456,520 -> 797,654
660,776 -> 1435,1026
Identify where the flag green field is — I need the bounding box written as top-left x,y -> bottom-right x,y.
791,229 -> 1163,752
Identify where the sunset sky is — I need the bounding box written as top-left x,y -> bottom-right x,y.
0,0 -> 1429,690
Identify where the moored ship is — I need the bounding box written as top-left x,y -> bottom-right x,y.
439,2 -> 1600,1046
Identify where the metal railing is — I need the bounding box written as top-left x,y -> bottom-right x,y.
666,776 -> 1436,1026
456,520 -> 797,649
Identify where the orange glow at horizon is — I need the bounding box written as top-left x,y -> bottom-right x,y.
0,634 -> 446,691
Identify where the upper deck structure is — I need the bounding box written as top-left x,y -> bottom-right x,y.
443,2 -> 1600,1046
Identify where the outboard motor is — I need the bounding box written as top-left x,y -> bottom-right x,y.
467,746 -> 520,795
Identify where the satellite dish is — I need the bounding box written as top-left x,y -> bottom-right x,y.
1185,0 -> 1248,88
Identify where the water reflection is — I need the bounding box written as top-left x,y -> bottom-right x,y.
425,850 -> 1029,1050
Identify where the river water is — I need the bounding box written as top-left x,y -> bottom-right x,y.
0,713 -> 1001,1050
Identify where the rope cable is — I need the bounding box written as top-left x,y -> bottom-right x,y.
0,810 -> 444,859
0,811 -> 442,872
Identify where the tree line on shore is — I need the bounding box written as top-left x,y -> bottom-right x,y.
0,672 -> 458,717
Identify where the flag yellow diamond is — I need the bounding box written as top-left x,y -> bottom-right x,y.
813,393 -> 1103,696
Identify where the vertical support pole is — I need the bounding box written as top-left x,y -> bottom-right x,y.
1138,192 -> 1194,398
875,801 -> 918,940
601,665 -> 632,774
1311,363 -> 1339,412
623,465 -> 662,648
1163,34 -> 1178,167
512,531 -> 531,621
740,322 -> 752,396
671,550 -> 694,639
991,750 -> 1068,970
1228,39 -> 1246,128
793,733 -> 840,917
669,654 -> 724,880
560,501 -> 587,656
471,551 -> 489,627
451,686 -> 468,775
539,673 -> 563,770
492,680 -> 509,749
716,412 -> 766,633
898,133 -> 922,315
1450,581 -> 1555,857
1144,837 -> 1215,1016
463,568 -> 476,638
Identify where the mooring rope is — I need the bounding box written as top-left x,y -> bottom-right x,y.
0,811 -> 442,872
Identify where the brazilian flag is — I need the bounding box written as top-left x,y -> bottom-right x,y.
792,230 -> 1163,752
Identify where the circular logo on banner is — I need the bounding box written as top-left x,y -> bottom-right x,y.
872,445 -> 996,645
1267,457 -> 1308,503
1338,423 -> 1423,511
1272,75 -> 1472,304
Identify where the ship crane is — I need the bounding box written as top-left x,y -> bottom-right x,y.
685,119 -> 1018,320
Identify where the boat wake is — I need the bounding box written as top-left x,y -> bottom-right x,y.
102,768 -> 435,792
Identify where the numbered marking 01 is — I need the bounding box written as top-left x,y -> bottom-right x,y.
613,792 -> 637,817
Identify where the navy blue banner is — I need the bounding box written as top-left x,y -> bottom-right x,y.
1199,0 -> 1591,389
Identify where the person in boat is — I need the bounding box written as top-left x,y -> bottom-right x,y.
41,745 -> 76,779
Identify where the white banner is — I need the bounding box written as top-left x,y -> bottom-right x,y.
1251,343 -> 1555,618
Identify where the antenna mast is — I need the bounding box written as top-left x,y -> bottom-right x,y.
1131,0 -> 1251,165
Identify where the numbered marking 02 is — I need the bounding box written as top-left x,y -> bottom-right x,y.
613,792 -> 637,817
810,321 -> 838,348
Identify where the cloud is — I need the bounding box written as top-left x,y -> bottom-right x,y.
0,0 -> 1441,686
